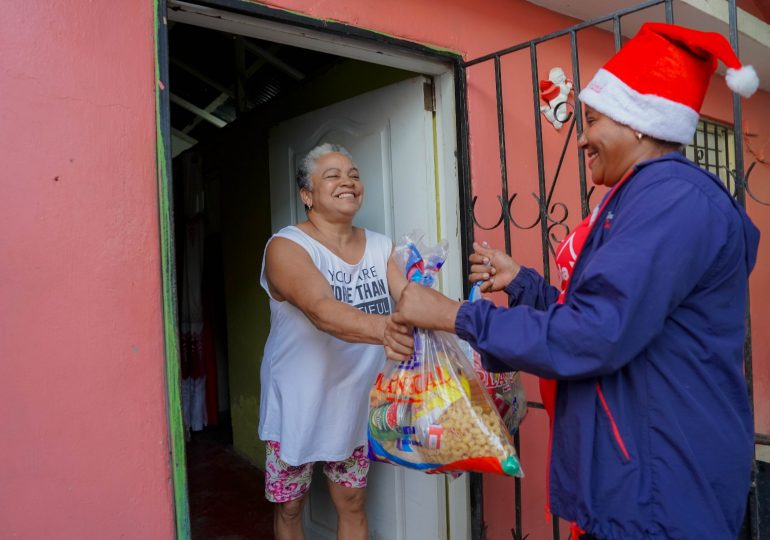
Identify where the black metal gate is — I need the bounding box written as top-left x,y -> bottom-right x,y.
457,1 -> 766,538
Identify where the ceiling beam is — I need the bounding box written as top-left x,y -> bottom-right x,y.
179,44 -> 280,134
181,93 -> 230,134
244,40 -> 305,81
171,127 -> 198,145
170,93 -> 227,127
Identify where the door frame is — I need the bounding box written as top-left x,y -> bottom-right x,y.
153,1 -> 474,538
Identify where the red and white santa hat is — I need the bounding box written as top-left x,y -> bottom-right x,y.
579,22 -> 759,144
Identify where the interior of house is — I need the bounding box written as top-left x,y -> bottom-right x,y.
168,18 -> 420,539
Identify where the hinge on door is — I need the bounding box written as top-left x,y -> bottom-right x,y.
423,79 -> 435,112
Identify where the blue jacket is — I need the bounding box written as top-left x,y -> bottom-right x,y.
455,153 -> 759,539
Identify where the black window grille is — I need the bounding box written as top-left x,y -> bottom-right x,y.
685,118 -> 737,195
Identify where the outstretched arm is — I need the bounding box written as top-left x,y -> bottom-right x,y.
396,177 -> 730,378
456,178 -> 728,379
266,237 -> 395,348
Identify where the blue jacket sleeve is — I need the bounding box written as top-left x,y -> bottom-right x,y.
455,175 -> 730,379
504,266 -> 560,309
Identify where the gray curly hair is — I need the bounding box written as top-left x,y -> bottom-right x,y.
295,143 -> 356,192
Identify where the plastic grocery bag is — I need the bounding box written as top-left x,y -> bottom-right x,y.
462,283 -> 528,436
367,233 -> 523,477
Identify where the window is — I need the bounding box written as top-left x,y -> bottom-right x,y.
684,119 -> 737,195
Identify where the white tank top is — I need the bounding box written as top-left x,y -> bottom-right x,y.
258,226 -> 392,465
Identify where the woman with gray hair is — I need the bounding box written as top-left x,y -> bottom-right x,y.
259,142 -> 410,539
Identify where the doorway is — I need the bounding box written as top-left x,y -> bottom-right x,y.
158,1 -> 468,538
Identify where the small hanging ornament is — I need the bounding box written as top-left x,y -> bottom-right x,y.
539,67 -> 573,130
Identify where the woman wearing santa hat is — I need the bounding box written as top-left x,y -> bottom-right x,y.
386,23 -> 761,539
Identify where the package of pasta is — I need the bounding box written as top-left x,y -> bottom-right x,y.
367,234 -> 523,477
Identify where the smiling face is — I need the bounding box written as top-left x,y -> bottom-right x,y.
301,152 -> 363,219
577,106 -> 641,187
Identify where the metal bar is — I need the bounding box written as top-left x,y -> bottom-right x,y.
691,124 -> 698,165
170,56 -> 235,97
744,304 -> 757,540
170,93 -> 227,127
455,62 -> 475,300
529,66 -> 556,540
529,45 -> 551,283
728,3 -> 758,539
244,39 -> 305,80
705,122 -> 714,173
464,0 -> 666,67
514,431 -> 522,539
710,124 -> 717,176
525,64 -> 559,531
730,60 -> 747,203
155,1 -> 191,538
570,30 -> 589,218
613,15 -> 622,51
728,0 -> 752,438
494,56 -> 513,256
456,61 -> 484,540
724,125 -> 733,193
665,0 -> 674,24
714,124 -> 716,176
545,117 -> 577,213
470,473 -> 484,540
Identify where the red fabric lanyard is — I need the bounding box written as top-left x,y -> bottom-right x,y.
554,168 -> 633,304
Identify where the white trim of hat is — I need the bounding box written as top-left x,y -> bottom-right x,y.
578,69 -> 700,145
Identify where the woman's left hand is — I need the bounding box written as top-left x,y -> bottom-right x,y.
393,282 -> 462,333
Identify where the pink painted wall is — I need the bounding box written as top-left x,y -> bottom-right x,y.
0,2 -> 175,538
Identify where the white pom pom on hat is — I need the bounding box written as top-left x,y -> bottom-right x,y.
579,22 -> 760,145
726,65 -> 760,97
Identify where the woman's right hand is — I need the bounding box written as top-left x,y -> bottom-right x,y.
468,241 -> 521,293
383,314 -> 414,361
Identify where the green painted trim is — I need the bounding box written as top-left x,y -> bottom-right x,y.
154,1 -> 191,538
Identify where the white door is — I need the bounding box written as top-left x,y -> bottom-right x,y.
268,75 -> 458,540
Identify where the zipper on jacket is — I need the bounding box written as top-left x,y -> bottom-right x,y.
596,382 -> 631,461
